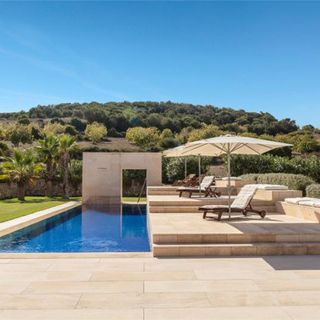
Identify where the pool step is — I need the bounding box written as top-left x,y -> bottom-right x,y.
153,242 -> 320,257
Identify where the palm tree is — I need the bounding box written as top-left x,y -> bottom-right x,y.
37,134 -> 59,197
58,135 -> 77,199
0,149 -> 43,201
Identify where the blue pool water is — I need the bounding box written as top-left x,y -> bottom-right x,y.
0,204 -> 150,252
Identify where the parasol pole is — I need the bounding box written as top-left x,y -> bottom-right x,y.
184,157 -> 187,179
198,154 -> 201,196
227,144 -> 231,220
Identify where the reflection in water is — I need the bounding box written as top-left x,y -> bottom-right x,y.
0,204 -> 150,252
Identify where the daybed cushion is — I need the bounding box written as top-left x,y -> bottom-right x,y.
298,200 -> 320,208
285,197 -> 315,204
256,184 -> 288,190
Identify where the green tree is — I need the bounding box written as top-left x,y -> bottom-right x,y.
43,122 -> 66,135
58,135 -> 78,199
188,125 -> 223,142
6,124 -> 33,146
85,122 -> 107,144
0,149 -> 43,201
37,135 -> 60,197
126,127 -> 160,149
160,128 -> 174,140
294,134 -> 319,153
70,118 -> 86,132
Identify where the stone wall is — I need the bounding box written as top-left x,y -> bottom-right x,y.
82,152 -> 162,204
0,180 -> 81,200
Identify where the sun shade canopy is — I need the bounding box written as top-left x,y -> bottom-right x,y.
178,135 -> 292,157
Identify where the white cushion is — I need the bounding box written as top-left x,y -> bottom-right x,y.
299,200 -> 320,208
256,184 -> 288,190
231,184 -> 258,209
285,197 -> 315,204
200,176 -> 214,188
222,177 -> 242,181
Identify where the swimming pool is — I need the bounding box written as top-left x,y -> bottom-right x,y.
0,204 -> 150,252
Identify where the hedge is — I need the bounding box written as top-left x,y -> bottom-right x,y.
231,154 -> 320,182
239,173 -> 315,192
162,156 -> 216,184
306,184 -> 320,198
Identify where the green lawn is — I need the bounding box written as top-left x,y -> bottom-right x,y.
0,196 -> 81,223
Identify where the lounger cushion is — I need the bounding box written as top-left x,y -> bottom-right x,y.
231,184 -> 258,209
199,204 -> 244,211
177,186 -> 205,191
221,177 -> 242,181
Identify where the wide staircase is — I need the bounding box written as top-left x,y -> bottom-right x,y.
152,232 -> 320,257
148,186 -> 320,257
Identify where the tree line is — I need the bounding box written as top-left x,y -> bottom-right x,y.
0,101 -> 319,154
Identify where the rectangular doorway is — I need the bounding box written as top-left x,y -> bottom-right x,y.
122,169 -> 147,203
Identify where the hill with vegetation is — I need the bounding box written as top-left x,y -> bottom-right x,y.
0,101 -> 319,154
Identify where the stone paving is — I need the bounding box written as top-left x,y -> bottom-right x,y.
0,255 -> 320,319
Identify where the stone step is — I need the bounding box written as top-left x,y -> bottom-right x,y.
148,205 -> 276,214
148,190 -> 177,196
148,188 -> 234,196
148,199 -> 231,207
149,206 -> 204,213
153,242 -> 320,257
153,233 -> 320,244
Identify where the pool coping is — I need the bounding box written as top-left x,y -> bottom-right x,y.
0,201 -> 82,238
0,252 -> 153,259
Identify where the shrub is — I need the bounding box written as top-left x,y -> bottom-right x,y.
126,127 -> 160,149
162,156 -> 213,184
69,159 -> 82,187
231,154 -> 320,182
306,184 -> 320,198
43,122 -> 66,135
85,122 -> 107,144
240,173 -> 314,192
65,125 -> 78,136
258,173 -> 314,191
5,124 -> 33,146
239,173 -> 260,182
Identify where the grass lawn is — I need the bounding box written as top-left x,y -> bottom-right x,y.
122,197 -> 147,203
0,196 -> 81,223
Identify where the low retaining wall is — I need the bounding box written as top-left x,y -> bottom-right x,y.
277,201 -> 320,222
0,180 -> 81,200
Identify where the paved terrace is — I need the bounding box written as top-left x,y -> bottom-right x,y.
0,255 -> 320,319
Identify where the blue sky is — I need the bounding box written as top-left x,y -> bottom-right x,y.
0,1 -> 319,127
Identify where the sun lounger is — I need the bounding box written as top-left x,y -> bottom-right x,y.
199,184 -> 266,221
177,176 -> 221,198
172,174 -> 197,186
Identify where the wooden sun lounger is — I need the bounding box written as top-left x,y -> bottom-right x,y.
177,176 -> 221,198
172,174 -> 197,187
199,184 -> 266,221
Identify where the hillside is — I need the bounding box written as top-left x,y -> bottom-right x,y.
0,101 -> 319,154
